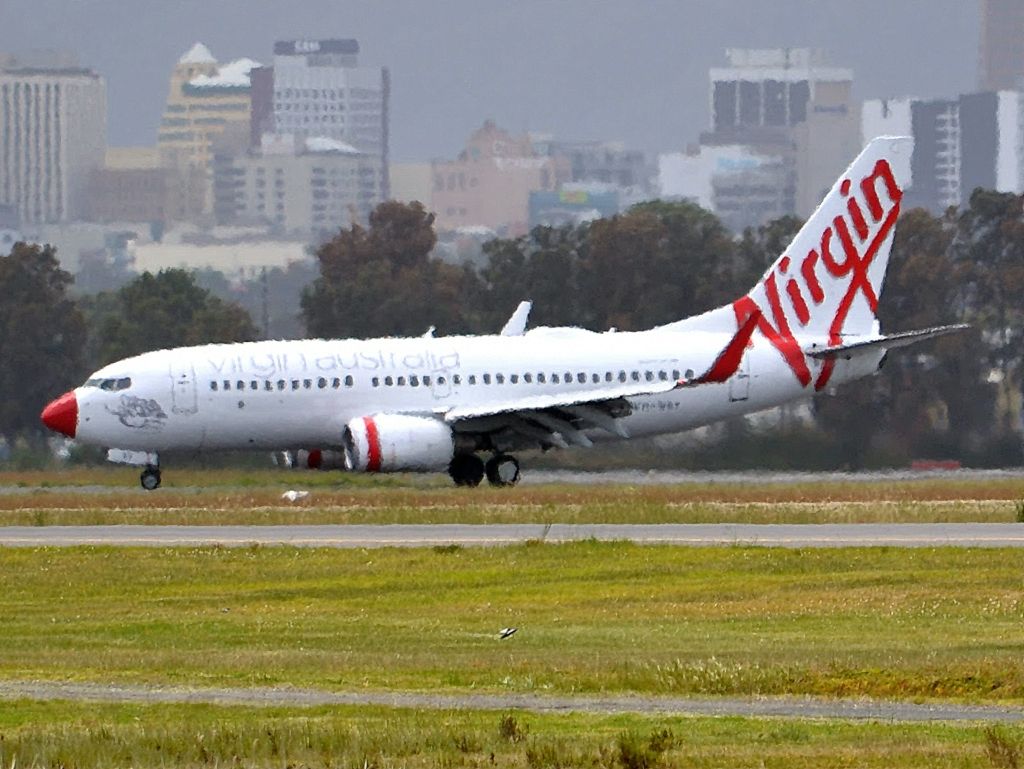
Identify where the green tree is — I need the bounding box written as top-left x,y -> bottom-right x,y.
952,189 -> 1024,432
579,200 -> 738,330
302,201 -> 476,338
0,243 -> 86,446
86,269 -> 256,367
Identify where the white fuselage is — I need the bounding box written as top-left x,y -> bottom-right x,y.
73,326 -> 879,454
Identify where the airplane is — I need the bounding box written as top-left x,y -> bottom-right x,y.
41,136 -> 966,490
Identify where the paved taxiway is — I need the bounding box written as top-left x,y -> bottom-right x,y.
1,522 -> 1023,547
1,680 -> 1022,723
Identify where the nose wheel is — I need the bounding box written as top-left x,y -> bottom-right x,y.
140,465 -> 161,491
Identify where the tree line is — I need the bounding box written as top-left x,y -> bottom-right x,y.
3,191 -> 1023,467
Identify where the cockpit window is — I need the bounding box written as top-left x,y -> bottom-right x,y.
84,377 -> 132,391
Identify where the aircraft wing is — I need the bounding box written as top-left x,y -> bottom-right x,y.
441,310 -> 761,450
442,380 -> 677,447
804,324 -> 969,360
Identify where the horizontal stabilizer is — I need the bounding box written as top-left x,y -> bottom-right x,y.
804,324 -> 969,360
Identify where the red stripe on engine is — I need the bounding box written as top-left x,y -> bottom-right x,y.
363,416 -> 382,472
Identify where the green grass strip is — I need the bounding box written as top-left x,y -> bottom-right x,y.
1,542 -> 1023,702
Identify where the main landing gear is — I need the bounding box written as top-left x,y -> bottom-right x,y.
448,453 -> 520,487
140,464 -> 161,491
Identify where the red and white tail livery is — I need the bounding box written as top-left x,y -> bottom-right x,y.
41,137 -> 965,489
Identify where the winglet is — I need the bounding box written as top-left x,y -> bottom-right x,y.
678,308 -> 761,387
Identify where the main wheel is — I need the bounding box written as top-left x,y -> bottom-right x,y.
140,465 -> 161,491
485,454 -> 520,487
449,454 -> 485,487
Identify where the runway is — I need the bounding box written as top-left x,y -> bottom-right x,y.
1,680 -> 1022,723
1,522 -> 1023,547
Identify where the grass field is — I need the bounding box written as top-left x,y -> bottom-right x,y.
1,542 -> 1023,703
0,699 -> 1019,768
1,469 -> 1023,525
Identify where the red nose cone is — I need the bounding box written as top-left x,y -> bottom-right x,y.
41,391 -> 77,438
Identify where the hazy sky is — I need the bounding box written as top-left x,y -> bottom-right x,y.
0,0 -> 979,162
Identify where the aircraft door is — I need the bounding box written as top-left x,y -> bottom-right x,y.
728,353 -> 751,402
169,360 -> 199,415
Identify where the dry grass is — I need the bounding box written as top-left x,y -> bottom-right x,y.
1,471 -> 1023,525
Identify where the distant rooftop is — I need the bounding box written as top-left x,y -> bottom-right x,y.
189,58 -> 261,89
305,136 -> 360,154
179,42 -> 215,65
274,39 -> 359,56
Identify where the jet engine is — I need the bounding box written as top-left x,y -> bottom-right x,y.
343,414 -> 455,472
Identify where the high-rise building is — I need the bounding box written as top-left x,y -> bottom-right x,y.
980,0 -> 1024,91
863,91 -> 1024,212
683,48 -> 858,229
157,43 -> 260,221
0,55 -> 106,223
253,39 -> 390,198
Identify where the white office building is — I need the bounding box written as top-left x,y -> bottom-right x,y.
0,61 -> 106,223
258,39 -> 389,197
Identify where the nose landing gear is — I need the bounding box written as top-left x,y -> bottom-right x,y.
140,465 -> 161,491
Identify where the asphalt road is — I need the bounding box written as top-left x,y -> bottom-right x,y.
1,523 -> 1023,547
1,680 -> 1021,723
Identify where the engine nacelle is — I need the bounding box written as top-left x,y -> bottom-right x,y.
343,414 -> 455,472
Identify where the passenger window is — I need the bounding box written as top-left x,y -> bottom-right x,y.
564,372 -> 572,382
277,380 -> 287,390
397,376 -> 406,386
235,381 -> 244,391
659,371 -> 668,381
537,373 -> 546,383
605,372 -> 613,382
523,373 -> 532,383
437,376 -> 446,385
645,371 -> 654,382
342,376 -> 351,387
631,371 -> 640,382
672,369 -> 681,381
372,377 -> 380,387
482,374 -> 491,385
496,374 -> 505,384
619,371 -> 627,382
577,373 -> 586,384
221,380 -> 229,391
685,369 -> 695,380
510,374 -> 519,384
423,376 -> 432,386
210,381 -> 218,391
552,374 -> 560,384
318,377 -> 327,389
384,376 -> 394,386
264,381 -> 274,391
453,374 -> 461,385
303,379 -> 312,389
468,375 -> 476,385
410,375 -> 419,386
250,381 -> 258,391
291,380 -> 300,390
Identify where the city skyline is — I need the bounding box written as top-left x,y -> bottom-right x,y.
0,0 -> 978,162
